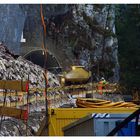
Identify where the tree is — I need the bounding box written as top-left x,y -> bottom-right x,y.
116,4 -> 140,91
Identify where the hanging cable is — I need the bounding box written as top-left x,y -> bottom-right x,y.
40,3 -> 49,135
40,4 -> 47,39
40,4 -> 47,52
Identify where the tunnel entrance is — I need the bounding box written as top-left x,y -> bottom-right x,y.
23,49 -> 62,74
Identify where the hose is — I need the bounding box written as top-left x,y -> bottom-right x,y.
76,98 -> 138,108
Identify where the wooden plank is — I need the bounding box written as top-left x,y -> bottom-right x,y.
0,96 -> 45,107
0,92 -> 26,96
0,80 -> 28,91
0,106 -> 27,120
0,89 -> 117,97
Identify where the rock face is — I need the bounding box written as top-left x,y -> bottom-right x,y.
57,4 -> 120,82
0,4 -> 26,54
0,4 -> 119,82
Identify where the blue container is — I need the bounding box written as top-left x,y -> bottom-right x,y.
93,114 -> 136,136
117,121 -> 136,136
63,113 -> 136,136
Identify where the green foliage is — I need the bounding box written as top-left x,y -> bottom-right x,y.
116,4 -> 140,89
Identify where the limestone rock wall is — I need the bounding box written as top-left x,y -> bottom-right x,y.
0,4 -> 119,82
55,4 -> 119,82
0,4 -> 26,54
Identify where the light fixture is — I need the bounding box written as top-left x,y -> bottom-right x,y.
61,77 -> 65,84
72,66 -> 76,70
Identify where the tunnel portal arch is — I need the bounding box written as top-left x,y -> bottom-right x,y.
23,49 -> 62,74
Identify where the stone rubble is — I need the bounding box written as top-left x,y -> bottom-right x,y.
0,44 -> 70,136
0,44 -> 60,88
0,44 -> 71,107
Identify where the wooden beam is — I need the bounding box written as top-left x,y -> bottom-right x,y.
0,80 -> 28,91
0,92 -> 26,96
0,106 -> 27,120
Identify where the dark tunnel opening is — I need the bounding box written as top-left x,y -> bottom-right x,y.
24,50 -> 62,74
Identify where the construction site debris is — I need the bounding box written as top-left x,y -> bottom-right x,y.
0,44 -> 69,136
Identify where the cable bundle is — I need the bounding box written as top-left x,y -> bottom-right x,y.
76,98 -> 138,108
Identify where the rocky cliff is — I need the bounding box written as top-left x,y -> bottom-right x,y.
48,4 -> 119,82
0,4 -> 119,82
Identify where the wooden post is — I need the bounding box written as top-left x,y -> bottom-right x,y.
0,89 -> 7,131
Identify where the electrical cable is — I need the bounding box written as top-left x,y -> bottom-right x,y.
40,3 -> 49,135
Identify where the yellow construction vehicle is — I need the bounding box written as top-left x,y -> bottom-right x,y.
60,66 -> 91,86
